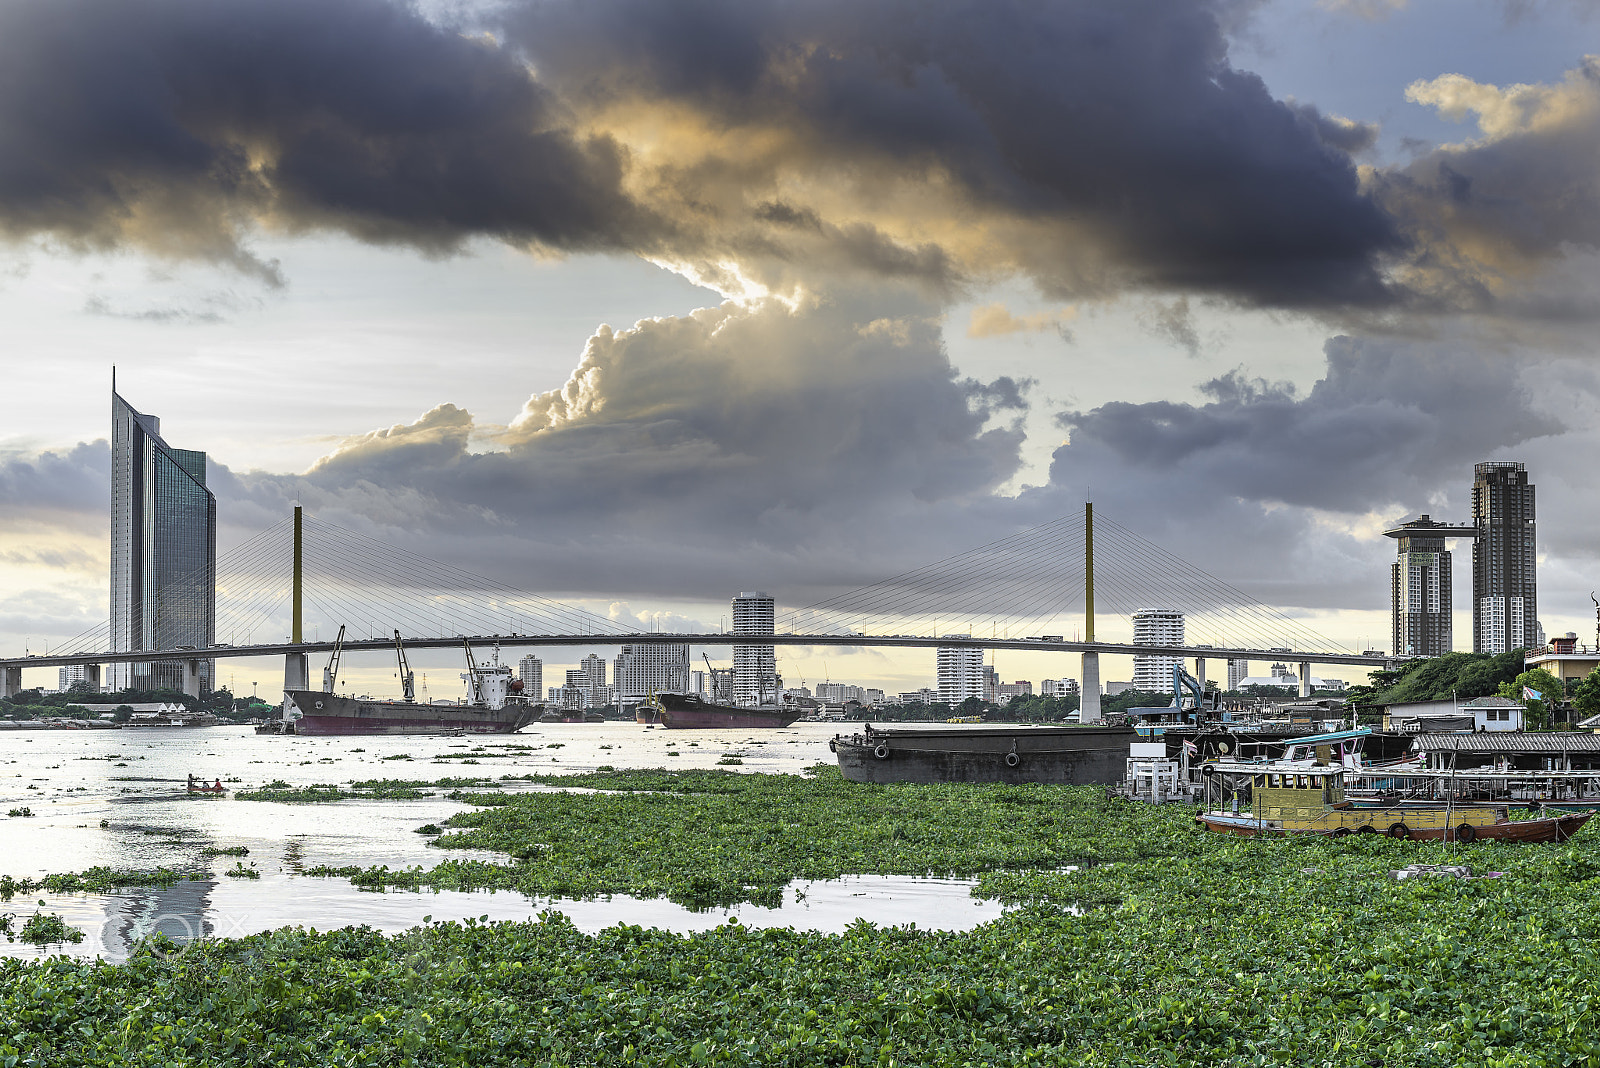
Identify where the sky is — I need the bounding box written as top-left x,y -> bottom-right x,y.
3,0 -> 1600,699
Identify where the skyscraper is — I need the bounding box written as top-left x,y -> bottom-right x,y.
1384,515 -> 1475,658
110,385 -> 216,692
1131,610 -> 1184,691
936,639 -> 985,705
1472,462 -> 1537,654
732,592 -> 777,704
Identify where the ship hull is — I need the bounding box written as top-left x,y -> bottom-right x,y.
647,693 -> 802,729
285,690 -> 539,736
832,725 -> 1135,785
1196,809 -> 1590,843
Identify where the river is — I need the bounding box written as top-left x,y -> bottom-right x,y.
0,721 -> 1005,959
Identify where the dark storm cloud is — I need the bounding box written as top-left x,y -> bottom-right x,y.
0,442 -> 108,522
1056,335 -> 1560,514
0,0 -> 1414,309
504,0 -> 1405,308
1031,335 -> 1566,612
0,0 -> 645,271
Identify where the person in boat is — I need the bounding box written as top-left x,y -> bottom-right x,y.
187,774 -> 196,790
213,779 -> 223,791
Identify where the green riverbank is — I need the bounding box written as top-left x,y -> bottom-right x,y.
6,769 -> 1600,1065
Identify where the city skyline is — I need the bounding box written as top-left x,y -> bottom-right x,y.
6,1 -> 1600,695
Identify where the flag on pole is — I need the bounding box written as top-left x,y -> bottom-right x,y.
1523,685 -> 1543,701
1183,739 -> 1198,756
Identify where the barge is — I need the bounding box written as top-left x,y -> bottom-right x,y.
831,723 -> 1135,785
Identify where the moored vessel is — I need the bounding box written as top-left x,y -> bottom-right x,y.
284,640 -> 542,736
832,723 -> 1136,785
1196,745 -> 1591,842
644,691 -> 803,729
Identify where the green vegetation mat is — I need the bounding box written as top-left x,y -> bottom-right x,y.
8,769 -> 1600,1064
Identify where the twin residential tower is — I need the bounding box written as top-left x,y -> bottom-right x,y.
1387,461 -> 1537,658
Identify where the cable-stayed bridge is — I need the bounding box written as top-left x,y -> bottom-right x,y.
2,505 -> 1392,716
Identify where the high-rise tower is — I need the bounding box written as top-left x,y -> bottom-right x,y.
936,639 -> 985,705
731,592 -> 777,704
1472,462 -> 1537,654
1383,515 -> 1476,658
110,384 -> 217,691
1131,610 -> 1184,691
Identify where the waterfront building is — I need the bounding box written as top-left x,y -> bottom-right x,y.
1472,462 -> 1537,654
936,639 -> 985,704
815,682 -> 867,703
1131,610 -> 1184,691
579,654 -> 607,706
1039,678 -> 1079,698
897,688 -> 942,705
732,592 -> 777,704
614,643 -> 691,706
1384,515 -> 1475,657
58,665 -> 92,692
517,655 -> 542,698
1226,659 -> 1248,691
864,688 -> 885,705
110,384 -> 216,692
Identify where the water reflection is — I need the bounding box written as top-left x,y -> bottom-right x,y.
2,872 -> 1004,963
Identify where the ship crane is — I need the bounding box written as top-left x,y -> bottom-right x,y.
393,630 -> 415,702
462,639 -> 481,704
322,625 -> 346,693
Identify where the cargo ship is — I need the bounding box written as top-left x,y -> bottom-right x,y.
284,641 -> 541,736
641,692 -> 804,729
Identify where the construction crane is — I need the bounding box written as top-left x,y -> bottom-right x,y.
321,625 -> 346,693
393,630 -> 415,702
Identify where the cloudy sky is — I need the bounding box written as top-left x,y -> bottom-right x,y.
3,0 -> 1600,697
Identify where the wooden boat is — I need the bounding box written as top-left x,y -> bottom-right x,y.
1196,758 -> 1590,842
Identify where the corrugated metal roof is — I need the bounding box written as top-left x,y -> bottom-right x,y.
1411,732 -> 1600,753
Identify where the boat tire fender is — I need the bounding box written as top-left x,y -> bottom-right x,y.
1387,822 -> 1411,840
1456,823 -> 1477,844
1527,800 -> 1542,812
1331,827 -> 1353,837
1357,825 -> 1377,835
1005,752 -> 1020,768
873,743 -> 890,760
828,738 -> 837,754
314,700 -> 324,710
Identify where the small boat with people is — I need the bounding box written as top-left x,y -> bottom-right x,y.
185,774 -> 226,795
1195,729 -> 1591,843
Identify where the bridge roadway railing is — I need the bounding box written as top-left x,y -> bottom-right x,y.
0,633 -> 1395,671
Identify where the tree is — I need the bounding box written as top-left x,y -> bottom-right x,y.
1571,668 -> 1600,723
1498,667 -> 1564,731
112,705 -> 134,723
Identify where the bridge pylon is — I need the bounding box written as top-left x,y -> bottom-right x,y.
1080,500 -> 1101,723
283,505 -> 308,701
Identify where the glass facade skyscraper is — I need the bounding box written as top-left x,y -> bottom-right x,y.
110,388 -> 216,691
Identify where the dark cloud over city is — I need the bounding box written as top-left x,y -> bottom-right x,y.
3,0 -> 1600,648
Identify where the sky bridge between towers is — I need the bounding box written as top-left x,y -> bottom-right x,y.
1,505 -> 1394,711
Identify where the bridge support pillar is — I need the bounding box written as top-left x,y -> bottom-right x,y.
84,665 -> 101,692
284,653 -> 308,695
1298,662 -> 1311,699
1194,658 -> 1206,693
1,666 -> 20,699
181,660 -> 203,700
1080,652 -> 1101,723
